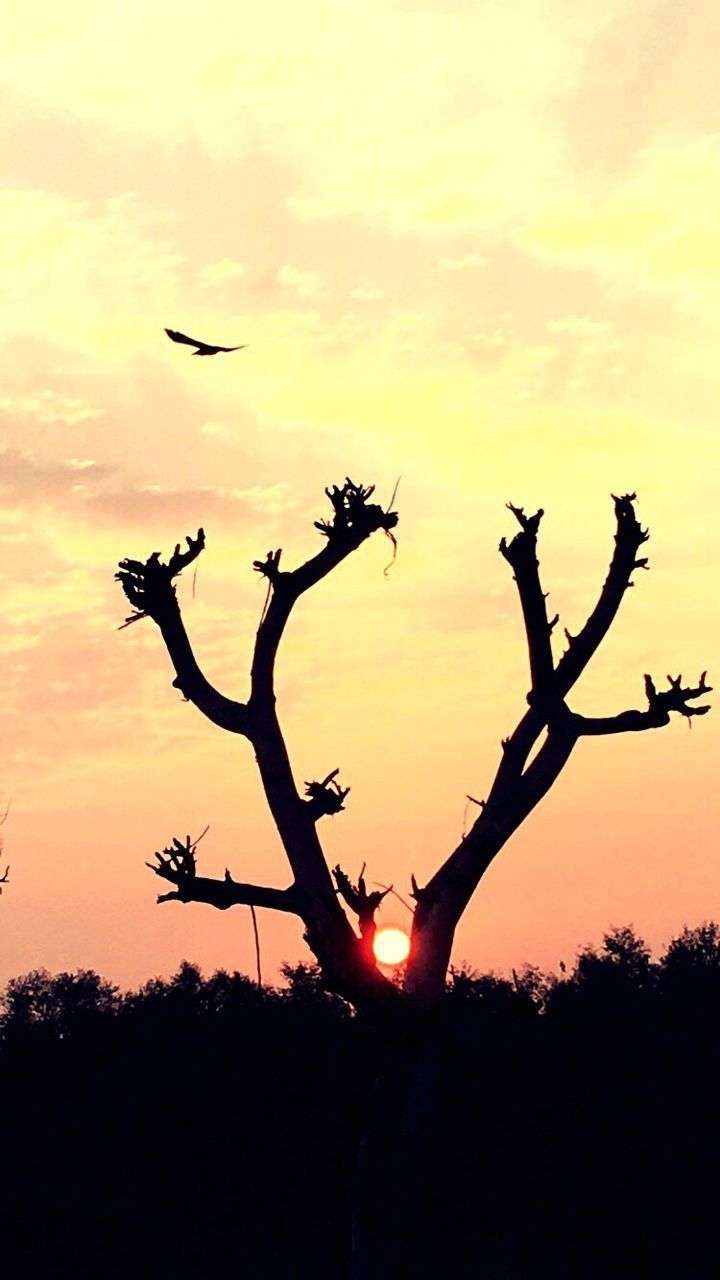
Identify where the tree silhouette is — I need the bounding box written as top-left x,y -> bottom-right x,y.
116,481 -> 710,1275
116,481 -> 709,1012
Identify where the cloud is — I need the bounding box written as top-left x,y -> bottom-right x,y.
2,3 -> 597,238
0,390 -> 104,425
0,448 -> 292,529
559,4 -> 720,179
87,480 -> 292,525
197,257 -> 245,288
520,136 -> 720,316
439,254 -> 486,271
200,421 -> 232,441
0,450 -> 112,503
277,264 -> 327,299
348,284 -> 384,302
0,188 -> 188,356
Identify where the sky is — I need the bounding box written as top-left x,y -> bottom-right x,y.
1,0 -> 719,989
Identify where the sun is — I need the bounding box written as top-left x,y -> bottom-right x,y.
373,926 -> 410,966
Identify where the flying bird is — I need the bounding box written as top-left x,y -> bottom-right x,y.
164,328 -> 248,357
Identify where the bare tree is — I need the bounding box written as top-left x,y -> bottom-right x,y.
116,479 -> 710,1273
116,480 -> 709,1010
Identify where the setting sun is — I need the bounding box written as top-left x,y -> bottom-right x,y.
373,927 -> 411,966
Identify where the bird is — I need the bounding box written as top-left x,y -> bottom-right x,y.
164,328 -> 248,357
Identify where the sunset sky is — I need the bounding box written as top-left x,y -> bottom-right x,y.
2,0 -> 719,989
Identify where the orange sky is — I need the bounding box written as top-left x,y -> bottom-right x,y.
1,1 -> 719,988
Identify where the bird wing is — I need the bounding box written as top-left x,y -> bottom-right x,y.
212,343 -> 249,353
165,328 -> 207,349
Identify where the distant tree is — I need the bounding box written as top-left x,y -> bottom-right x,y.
576,923 -> 654,986
1,968 -> 119,1040
125,959 -> 267,1025
116,482 -> 710,1276
658,921 -> 720,1014
661,920 -> 720,973
545,924 -> 656,1028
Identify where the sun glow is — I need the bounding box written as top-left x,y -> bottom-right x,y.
373,927 -> 411,966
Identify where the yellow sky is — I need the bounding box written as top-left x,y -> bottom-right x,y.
1,0 -> 719,987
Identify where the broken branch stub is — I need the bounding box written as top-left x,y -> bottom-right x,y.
116,528 -> 205,626
147,835 -> 197,901
304,768 -> 351,819
314,478 -> 399,547
252,548 -> 283,582
645,671 -> 712,721
333,864 -> 391,932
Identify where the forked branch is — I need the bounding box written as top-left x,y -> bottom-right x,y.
125,480 -> 402,1008
410,493 -> 709,1009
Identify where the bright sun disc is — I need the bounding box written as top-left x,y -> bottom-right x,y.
373,926 -> 410,966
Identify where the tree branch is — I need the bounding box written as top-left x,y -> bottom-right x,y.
147,836 -> 300,913
250,479 -> 399,709
499,504 -> 555,704
241,479 -> 402,996
485,493 -> 651,804
572,671 -> 712,735
554,493 -> 649,698
116,530 -> 251,735
405,494 -> 682,1008
333,863 -> 392,959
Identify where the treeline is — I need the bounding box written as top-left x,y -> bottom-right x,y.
2,923 -> 719,1277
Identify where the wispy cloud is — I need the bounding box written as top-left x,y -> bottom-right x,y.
0,390 -> 104,425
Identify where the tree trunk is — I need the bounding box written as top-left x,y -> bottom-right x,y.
352,1027 -> 444,1279
351,1017 -> 528,1280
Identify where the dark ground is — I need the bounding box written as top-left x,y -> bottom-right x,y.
1,924 -> 718,1279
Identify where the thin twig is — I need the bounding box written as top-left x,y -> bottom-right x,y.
250,904 -> 262,986
462,794 -> 484,839
372,881 -> 415,915
385,475 -> 402,514
259,576 -> 273,628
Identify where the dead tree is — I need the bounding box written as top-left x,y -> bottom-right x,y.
117,480 -> 709,1276
116,481 -> 709,1014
